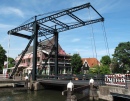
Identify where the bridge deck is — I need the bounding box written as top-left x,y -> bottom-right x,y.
38,79 -> 100,86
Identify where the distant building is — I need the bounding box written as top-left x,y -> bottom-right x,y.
15,37 -> 71,75
81,58 -> 100,74
3,61 -> 8,75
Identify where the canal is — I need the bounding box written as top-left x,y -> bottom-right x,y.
0,89 -> 106,101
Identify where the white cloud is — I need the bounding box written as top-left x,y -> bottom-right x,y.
0,23 -> 15,29
71,38 -> 80,42
95,0 -> 123,14
0,7 -> 24,18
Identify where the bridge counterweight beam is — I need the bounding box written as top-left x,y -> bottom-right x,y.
8,32 -> 31,39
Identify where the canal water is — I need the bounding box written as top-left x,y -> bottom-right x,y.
0,89 -> 106,101
0,90 -> 66,101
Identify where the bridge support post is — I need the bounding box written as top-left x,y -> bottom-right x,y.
66,81 -> 77,101
66,88 -> 77,101
32,17 -> 39,81
54,29 -> 58,79
89,83 -> 99,101
29,81 -> 44,91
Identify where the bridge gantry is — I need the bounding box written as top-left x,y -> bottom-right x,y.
8,3 -> 104,81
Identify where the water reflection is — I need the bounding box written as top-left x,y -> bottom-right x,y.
0,89 -> 106,101
0,90 -> 66,101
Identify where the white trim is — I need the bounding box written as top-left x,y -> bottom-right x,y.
42,50 -> 49,54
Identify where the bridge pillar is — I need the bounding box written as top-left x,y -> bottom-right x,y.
54,29 -> 58,79
29,81 -> 44,91
32,18 -> 39,81
89,78 -> 99,100
66,81 -> 77,101
89,83 -> 99,100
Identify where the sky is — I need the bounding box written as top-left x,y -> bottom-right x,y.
0,0 -> 130,61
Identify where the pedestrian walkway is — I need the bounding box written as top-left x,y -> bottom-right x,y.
0,74 -> 25,81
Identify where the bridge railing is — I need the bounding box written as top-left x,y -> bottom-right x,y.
105,74 -> 130,88
37,74 -> 105,85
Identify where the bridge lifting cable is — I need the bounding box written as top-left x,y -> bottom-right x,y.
7,33 -> 11,69
87,9 -> 94,58
88,7 -> 97,59
101,22 -> 110,57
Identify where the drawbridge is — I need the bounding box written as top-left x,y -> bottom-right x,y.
8,3 -> 104,80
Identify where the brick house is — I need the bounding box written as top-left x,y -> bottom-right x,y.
81,58 -> 100,74
15,37 -> 71,75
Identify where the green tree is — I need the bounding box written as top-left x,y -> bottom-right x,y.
99,65 -> 111,74
89,65 -> 99,74
100,55 -> 111,66
112,42 -> 130,73
89,65 -> 110,74
8,57 -> 15,68
110,58 -> 121,73
0,44 -> 6,70
71,54 -> 82,74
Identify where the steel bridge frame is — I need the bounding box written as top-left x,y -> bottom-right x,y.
8,3 -> 104,81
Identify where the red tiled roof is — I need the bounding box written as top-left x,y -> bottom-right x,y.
59,49 -> 66,55
82,58 -> 100,68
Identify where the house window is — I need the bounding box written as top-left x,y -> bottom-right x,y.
22,59 -> 25,63
37,57 -> 40,62
28,58 -> 30,63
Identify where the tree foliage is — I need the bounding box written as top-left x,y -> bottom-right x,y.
0,45 -> 6,70
100,55 -> 111,66
89,55 -> 111,74
99,65 -> 111,74
110,58 -> 121,73
89,65 -> 110,74
71,54 -> 82,74
8,57 -> 15,68
89,65 -> 99,74
112,42 -> 130,73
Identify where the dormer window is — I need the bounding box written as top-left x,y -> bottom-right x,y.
85,62 -> 87,67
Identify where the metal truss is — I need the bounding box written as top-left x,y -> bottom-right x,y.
8,3 -> 104,37
8,2 -> 104,78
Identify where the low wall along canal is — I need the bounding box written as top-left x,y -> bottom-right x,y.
1,74 -> 130,101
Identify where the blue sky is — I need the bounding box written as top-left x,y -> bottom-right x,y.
0,0 -> 130,61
